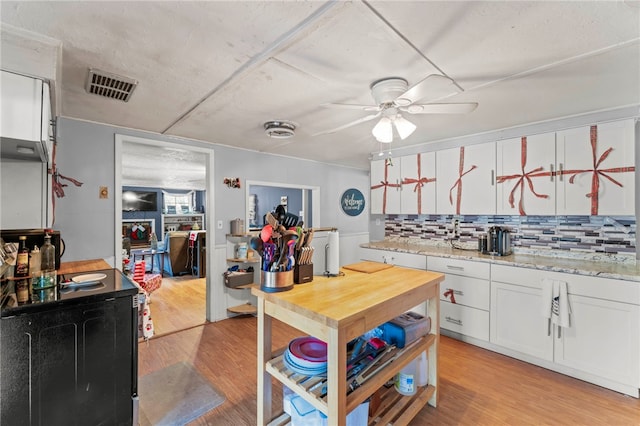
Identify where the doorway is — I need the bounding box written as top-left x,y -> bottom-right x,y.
115,134 -> 215,336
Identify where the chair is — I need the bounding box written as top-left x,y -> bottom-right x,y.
162,231 -> 191,276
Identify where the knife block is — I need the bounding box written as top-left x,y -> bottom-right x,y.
294,263 -> 313,284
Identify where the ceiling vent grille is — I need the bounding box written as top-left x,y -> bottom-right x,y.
85,68 -> 137,102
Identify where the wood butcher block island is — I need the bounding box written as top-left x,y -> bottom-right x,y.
252,265 -> 444,426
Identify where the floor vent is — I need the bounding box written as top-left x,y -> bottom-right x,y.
85,68 -> 137,102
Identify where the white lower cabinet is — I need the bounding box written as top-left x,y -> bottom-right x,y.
490,281 -> 553,361
441,302 -> 489,341
554,294 -> 639,388
359,248 -> 426,270
491,264 -> 640,397
429,257 -> 491,341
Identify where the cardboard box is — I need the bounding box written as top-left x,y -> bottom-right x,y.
223,271 -> 253,288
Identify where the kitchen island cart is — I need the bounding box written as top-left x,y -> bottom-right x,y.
253,265 -> 443,425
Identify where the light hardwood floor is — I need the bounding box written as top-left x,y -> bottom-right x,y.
138,317 -> 640,426
146,275 -> 207,337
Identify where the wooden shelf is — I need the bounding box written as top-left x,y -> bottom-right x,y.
370,384 -> 436,426
264,334 -> 435,416
227,303 -> 257,315
232,283 -> 258,290
226,258 -> 260,263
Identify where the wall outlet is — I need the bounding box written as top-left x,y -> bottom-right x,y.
451,217 -> 460,239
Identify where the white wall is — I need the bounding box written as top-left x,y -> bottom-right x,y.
53,117 -> 370,260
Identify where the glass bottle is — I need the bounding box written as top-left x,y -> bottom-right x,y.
15,278 -> 30,304
14,236 -> 30,277
40,234 -> 57,288
30,245 -> 42,290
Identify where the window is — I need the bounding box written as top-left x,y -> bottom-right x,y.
162,191 -> 195,213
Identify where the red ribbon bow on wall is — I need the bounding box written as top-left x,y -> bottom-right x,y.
560,126 -> 635,215
496,137 -> 552,215
448,147 -> 477,215
402,153 -> 436,214
371,160 -> 401,214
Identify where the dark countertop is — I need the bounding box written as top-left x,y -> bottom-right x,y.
362,240 -> 640,283
1,267 -> 138,317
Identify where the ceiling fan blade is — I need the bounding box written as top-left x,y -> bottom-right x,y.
402,102 -> 479,114
322,103 -> 380,112
312,112 -> 381,136
396,74 -> 459,105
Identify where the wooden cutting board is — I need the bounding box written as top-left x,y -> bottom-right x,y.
343,261 -> 394,274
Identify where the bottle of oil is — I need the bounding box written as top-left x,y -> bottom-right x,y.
14,236 -> 30,277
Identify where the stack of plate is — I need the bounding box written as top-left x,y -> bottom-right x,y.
283,336 -> 327,377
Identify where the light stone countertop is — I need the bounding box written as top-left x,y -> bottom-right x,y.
362,240 -> 640,283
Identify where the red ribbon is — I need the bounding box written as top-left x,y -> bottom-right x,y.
402,153 -> 436,214
371,161 -> 401,214
496,137 -> 552,215
443,289 -> 456,304
448,147 -> 477,215
560,126 -> 635,215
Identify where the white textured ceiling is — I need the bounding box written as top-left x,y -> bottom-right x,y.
2,1 -> 639,184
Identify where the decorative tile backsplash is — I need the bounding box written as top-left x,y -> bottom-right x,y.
385,215 -> 636,257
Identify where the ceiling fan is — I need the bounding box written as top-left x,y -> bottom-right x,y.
313,74 -> 478,143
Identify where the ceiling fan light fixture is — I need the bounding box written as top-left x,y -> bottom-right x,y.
372,116 -> 393,143
394,115 -> 416,140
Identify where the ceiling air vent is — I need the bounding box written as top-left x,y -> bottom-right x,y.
85,68 -> 137,102
264,120 -> 296,139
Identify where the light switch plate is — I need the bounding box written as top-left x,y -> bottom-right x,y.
217,220 -> 223,229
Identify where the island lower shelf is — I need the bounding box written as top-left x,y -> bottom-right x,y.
266,334 -> 435,417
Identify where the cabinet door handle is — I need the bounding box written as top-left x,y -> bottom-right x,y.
550,164 -> 554,182
558,163 -> 564,182
446,265 -> 464,271
445,316 -> 462,326
491,169 -> 495,186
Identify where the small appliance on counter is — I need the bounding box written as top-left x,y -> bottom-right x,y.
483,226 -> 512,256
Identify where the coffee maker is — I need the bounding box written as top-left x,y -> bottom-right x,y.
483,226 -> 512,256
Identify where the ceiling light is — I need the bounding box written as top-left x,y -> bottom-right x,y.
264,120 -> 296,139
372,116 -> 393,143
394,115 -> 416,140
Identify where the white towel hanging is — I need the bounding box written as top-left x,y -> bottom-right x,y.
550,279 -> 571,336
541,278 -> 554,336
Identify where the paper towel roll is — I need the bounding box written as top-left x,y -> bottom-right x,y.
327,231 -> 340,275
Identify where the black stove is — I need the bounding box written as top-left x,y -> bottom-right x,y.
1,268 -> 138,317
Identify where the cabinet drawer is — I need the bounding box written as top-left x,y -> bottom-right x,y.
360,248 -> 426,270
440,301 -> 489,341
428,257 -> 490,280
491,264 -> 639,305
439,274 -> 490,311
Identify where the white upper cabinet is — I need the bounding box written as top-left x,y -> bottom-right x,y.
371,153 -> 436,215
1,71 -> 50,143
400,152 -> 436,215
436,142 -> 496,215
496,132 -> 557,216
370,158 -> 401,214
556,119 -> 635,216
